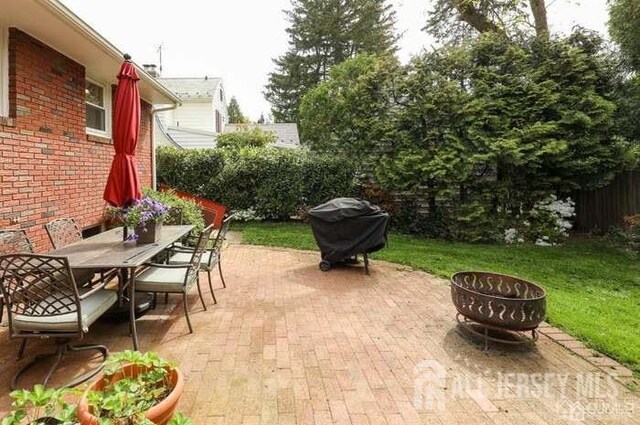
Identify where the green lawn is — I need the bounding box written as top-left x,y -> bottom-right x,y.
233,221 -> 640,374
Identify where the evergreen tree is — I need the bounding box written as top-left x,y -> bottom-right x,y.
425,0 -> 549,44
609,0 -> 640,71
609,0 -> 640,142
264,0 -> 398,123
227,96 -> 248,124
299,54 -> 398,161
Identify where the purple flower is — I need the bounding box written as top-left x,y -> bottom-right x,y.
111,195 -> 170,228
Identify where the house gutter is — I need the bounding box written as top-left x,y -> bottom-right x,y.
151,103 -> 181,189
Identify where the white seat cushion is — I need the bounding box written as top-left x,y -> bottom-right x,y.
168,251 -> 217,271
135,267 -> 193,293
13,290 -> 117,333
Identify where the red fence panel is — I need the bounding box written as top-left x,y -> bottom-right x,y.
159,186 -> 226,229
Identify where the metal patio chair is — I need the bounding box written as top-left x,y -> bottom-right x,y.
0,229 -> 36,255
44,218 -> 83,249
135,224 -> 215,333
168,214 -> 234,304
44,218 -> 119,288
0,253 -> 117,389
150,207 -> 183,304
0,230 -> 36,323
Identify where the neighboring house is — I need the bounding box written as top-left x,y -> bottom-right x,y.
0,0 -> 180,251
154,77 -> 228,149
224,123 -> 301,149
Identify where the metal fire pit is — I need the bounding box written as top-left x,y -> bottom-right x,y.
451,271 -> 546,347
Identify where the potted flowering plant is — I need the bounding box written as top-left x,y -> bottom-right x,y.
76,351 -> 185,425
107,196 -> 171,244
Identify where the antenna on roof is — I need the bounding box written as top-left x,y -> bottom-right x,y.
157,43 -> 164,74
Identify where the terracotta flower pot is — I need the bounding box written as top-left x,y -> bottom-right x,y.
76,364 -> 184,425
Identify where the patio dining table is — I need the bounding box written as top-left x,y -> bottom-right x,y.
47,225 -> 194,350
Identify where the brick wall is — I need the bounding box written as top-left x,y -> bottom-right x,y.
0,29 -> 153,252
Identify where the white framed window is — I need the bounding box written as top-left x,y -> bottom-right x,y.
0,24 -> 9,117
85,77 -> 111,137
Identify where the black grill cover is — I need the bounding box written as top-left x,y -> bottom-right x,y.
308,198 -> 389,263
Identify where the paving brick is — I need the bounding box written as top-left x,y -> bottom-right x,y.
0,245 -> 637,425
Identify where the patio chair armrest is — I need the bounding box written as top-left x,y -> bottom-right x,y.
169,245 -> 196,254
142,262 -> 192,269
169,244 -> 216,255
175,233 -> 215,247
78,280 -> 109,300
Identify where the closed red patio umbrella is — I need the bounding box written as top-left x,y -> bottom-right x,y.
103,54 -> 142,207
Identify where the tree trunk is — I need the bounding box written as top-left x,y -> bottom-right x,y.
529,0 -> 549,39
452,0 -> 504,34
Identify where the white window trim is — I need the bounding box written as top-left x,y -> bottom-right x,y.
0,24 -> 9,117
85,77 -> 112,138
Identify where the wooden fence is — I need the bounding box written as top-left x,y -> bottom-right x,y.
574,169 -> 640,232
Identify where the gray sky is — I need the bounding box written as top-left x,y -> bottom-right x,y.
60,0 -> 609,121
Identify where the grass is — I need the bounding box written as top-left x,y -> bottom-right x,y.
233,221 -> 640,375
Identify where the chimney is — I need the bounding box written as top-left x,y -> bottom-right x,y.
143,64 -> 160,78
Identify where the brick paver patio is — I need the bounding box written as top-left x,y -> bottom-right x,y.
0,243 -> 638,424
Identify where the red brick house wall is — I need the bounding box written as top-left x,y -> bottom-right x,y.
0,29 -> 153,252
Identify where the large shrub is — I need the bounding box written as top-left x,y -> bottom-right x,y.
299,54 -> 398,164
156,148 -> 225,196
216,126 -> 277,149
301,31 -> 636,242
157,147 -> 357,219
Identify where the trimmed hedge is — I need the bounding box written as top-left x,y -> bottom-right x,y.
156,147 -> 357,219
155,148 -> 225,195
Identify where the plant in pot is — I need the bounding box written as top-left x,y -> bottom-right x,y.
76,351 -> 185,425
106,197 -> 171,244
1,385 -> 78,425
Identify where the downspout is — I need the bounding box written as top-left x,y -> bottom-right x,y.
150,103 -> 180,190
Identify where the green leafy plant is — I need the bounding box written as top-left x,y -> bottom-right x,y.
86,351 -> 177,425
605,214 -> 640,256
155,148 -> 226,196
157,146 -> 357,220
216,126 -> 276,149
142,188 -> 206,233
298,29 -> 637,242
166,413 -> 193,425
1,385 -> 77,425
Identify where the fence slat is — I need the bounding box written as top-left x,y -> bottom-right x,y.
574,170 -> 640,231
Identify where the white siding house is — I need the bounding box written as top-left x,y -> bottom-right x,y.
155,77 -> 228,149
224,123 -> 301,149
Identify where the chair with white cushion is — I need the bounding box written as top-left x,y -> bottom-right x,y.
168,215 -> 234,304
44,218 -> 119,288
135,224 -> 215,334
0,230 -> 36,323
0,253 -> 117,389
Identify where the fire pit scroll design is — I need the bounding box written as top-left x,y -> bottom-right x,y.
451,271 -> 547,347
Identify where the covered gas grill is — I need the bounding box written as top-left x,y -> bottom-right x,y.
308,198 -> 389,274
